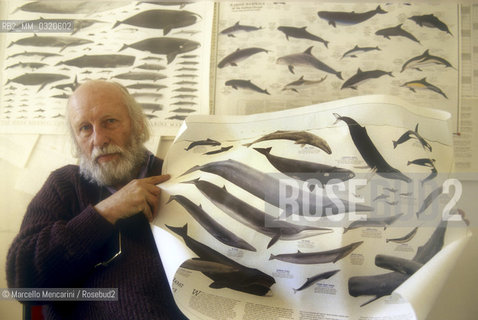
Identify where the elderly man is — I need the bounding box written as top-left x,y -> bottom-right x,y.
6,80 -> 187,319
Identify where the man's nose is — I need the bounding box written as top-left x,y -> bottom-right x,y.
92,125 -> 111,147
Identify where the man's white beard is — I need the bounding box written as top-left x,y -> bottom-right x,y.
79,138 -> 146,187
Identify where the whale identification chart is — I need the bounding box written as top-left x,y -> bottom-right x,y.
152,95 -> 470,320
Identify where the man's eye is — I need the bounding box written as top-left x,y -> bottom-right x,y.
79,124 -> 91,132
105,119 -> 119,127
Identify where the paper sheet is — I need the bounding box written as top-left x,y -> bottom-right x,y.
0,134 -> 39,168
152,95 -> 470,320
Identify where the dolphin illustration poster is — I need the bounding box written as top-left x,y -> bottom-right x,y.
152,95 -> 470,320
213,2 -> 460,132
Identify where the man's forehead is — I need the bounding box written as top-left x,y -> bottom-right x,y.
72,80 -> 125,102
68,81 -> 128,116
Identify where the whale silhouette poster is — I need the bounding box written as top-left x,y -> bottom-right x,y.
151,95 -> 469,320
0,2 -> 461,135
0,0 -> 214,135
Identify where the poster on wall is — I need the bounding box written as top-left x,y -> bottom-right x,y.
0,0 -> 214,135
152,94 -> 470,320
213,2 -> 460,133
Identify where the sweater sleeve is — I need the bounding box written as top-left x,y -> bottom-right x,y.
6,166 -> 116,289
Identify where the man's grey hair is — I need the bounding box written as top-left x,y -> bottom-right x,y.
66,80 -> 151,157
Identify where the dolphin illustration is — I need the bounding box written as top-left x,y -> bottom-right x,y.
282,75 -> 327,92
401,49 -> 454,72
184,138 -> 221,151
341,45 -> 381,59
392,123 -> 432,151
220,21 -> 262,37
401,77 -> 448,98
277,46 -> 342,79
375,24 -> 420,43
341,68 -> 393,90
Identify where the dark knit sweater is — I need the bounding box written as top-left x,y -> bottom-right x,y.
6,157 -> 187,320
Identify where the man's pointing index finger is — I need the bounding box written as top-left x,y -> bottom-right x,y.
150,174 -> 171,185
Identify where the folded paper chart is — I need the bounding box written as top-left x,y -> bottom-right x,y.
151,95 -> 470,320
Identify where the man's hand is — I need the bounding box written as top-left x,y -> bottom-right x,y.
94,175 -> 170,224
